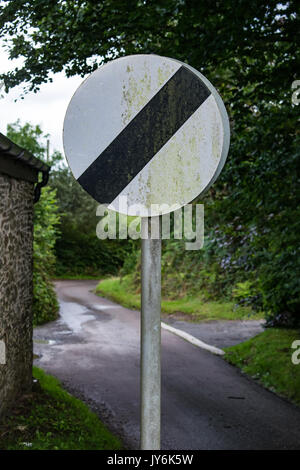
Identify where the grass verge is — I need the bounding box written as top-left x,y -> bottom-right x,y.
224,328 -> 300,405
96,276 -> 263,322
0,367 -> 123,450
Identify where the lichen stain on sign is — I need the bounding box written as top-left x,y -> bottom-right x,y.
63,54 -> 229,217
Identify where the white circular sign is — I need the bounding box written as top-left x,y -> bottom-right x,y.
63,54 -> 230,216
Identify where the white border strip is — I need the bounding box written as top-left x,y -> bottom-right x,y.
161,322 -> 224,356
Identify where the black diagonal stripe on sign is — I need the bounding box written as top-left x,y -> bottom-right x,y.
78,66 -> 211,204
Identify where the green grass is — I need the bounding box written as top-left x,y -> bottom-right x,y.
0,367 -> 123,450
96,276 -> 263,322
224,328 -> 300,405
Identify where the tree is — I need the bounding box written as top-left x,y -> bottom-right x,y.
2,2 -> 299,324
6,120 -> 63,167
0,1 -> 298,98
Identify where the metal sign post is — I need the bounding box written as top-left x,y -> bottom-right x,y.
140,216 -> 161,450
63,53 -> 230,451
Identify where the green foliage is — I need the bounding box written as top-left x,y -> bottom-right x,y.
0,367 -> 123,450
6,121 -> 61,326
120,242 -> 140,276
6,120 -> 63,167
224,328 -> 300,405
55,227 -> 129,277
1,3 -> 299,324
32,272 -> 58,326
6,120 -> 129,280
49,166 -> 98,235
49,167 -> 131,277
7,120 -> 47,160
97,276 -> 262,322
33,186 -> 60,325
1,1 -> 298,96
232,281 -> 257,304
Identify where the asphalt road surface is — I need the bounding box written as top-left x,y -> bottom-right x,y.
162,317 -> 264,349
34,280 -> 300,450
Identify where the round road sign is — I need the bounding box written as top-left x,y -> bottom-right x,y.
63,54 -> 230,217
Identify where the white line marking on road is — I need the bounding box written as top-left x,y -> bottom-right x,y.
161,322 -> 224,356
91,304 -> 123,310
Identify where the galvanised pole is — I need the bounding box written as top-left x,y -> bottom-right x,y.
140,216 -> 161,450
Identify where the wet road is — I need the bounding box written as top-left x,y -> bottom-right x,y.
34,280 -> 300,450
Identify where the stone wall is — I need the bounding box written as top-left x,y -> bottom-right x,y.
0,173 -> 34,418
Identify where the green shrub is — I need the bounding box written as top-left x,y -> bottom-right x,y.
33,186 -> 60,326
50,167 -> 132,277
55,227 -> 130,277
33,270 -> 58,326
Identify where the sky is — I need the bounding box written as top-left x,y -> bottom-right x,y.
0,44 -> 84,157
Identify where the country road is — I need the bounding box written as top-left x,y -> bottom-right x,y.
34,280 -> 300,450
